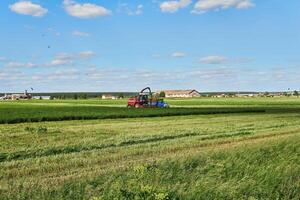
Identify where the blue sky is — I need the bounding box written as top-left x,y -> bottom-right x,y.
0,0 -> 299,92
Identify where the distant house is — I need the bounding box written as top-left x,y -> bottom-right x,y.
160,90 -> 201,98
102,94 -> 118,100
32,96 -> 51,100
212,94 -> 226,98
239,93 -> 260,98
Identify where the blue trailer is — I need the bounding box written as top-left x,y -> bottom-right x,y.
151,99 -> 169,108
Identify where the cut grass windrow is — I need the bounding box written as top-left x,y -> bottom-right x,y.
0,129 -> 256,163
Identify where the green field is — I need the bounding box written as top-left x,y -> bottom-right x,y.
0,98 -> 300,199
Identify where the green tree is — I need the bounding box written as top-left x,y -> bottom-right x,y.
159,91 -> 166,98
73,94 -> 78,100
293,90 -> 299,97
82,94 -> 87,99
118,93 -> 124,99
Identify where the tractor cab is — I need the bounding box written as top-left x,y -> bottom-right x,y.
138,94 -> 149,104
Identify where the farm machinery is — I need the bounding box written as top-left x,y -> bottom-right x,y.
127,87 -> 169,108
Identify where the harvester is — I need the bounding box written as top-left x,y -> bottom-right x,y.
127,87 -> 169,108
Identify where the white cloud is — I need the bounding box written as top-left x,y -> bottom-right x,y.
72,31 -> 91,37
160,0 -> 192,13
63,0 -> 111,19
47,69 -> 79,80
199,55 -> 253,64
48,58 -> 71,67
191,66 -> 235,78
171,52 -> 186,58
0,68 -> 26,82
0,57 -> 6,61
5,62 -> 36,68
118,3 -> 144,15
9,1 -> 48,17
199,56 -> 228,64
135,5 -> 144,15
47,51 -> 96,66
192,0 -> 254,14
79,51 -> 96,59
2,64 -> 300,93
47,28 -> 61,36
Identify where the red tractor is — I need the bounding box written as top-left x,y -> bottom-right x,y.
127,87 -> 169,108
127,87 -> 152,108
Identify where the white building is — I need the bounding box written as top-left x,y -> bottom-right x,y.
160,90 -> 201,98
32,96 -> 51,100
102,94 -> 118,100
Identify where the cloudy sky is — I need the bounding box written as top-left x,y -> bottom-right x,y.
0,0 -> 299,92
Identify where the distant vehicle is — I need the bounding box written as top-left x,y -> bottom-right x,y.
127,87 -> 169,108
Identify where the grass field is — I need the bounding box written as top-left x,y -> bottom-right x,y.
0,98 -> 300,199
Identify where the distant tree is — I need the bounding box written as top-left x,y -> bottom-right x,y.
81,94 -> 87,99
159,91 -> 166,98
118,93 -> 124,99
50,96 -> 54,100
264,92 -> 270,96
73,94 -> 78,100
293,90 -> 299,97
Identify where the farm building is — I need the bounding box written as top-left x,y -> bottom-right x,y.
32,96 -> 51,100
102,94 -> 118,100
236,93 -> 259,98
160,90 -> 201,98
1,90 -> 32,100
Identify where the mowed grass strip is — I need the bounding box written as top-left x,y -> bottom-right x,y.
0,103 -> 265,124
1,113 -> 300,162
1,132 -> 299,200
1,112 -> 300,197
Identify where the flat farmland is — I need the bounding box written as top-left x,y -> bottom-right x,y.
0,98 -> 300,199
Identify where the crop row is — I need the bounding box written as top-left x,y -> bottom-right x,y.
0,105 -> 265,124
0,128 -> 255,163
